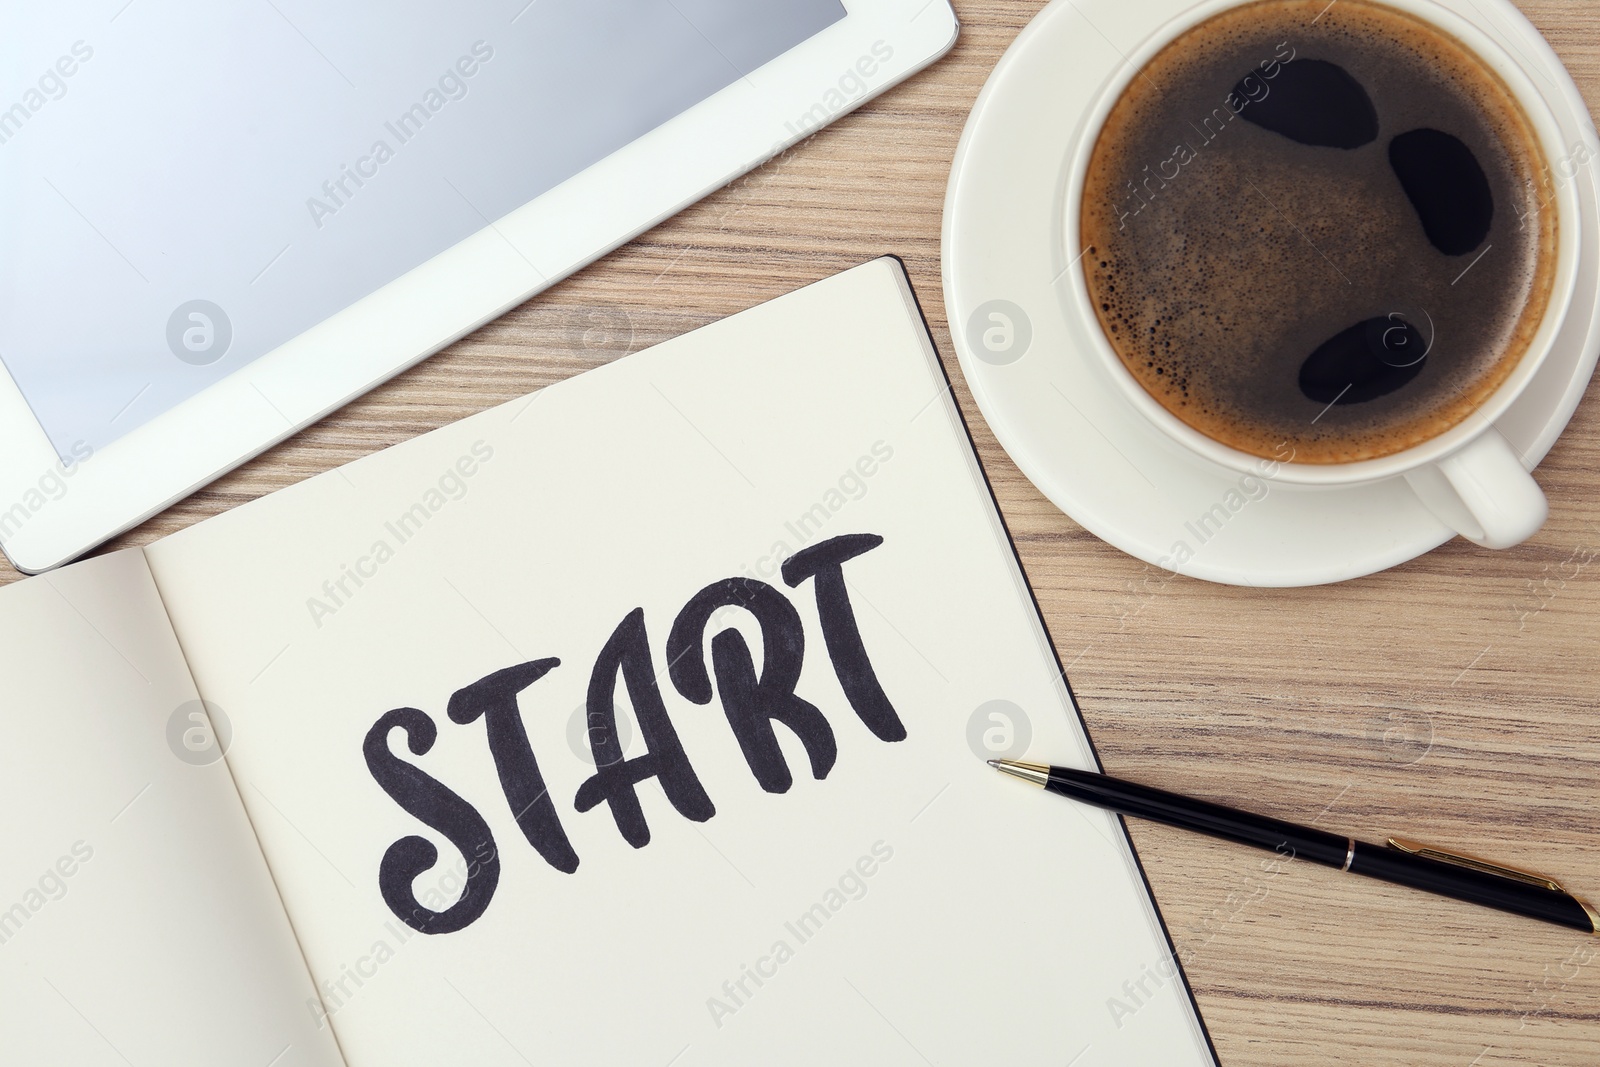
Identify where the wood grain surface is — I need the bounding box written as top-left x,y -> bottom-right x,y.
7,2 -> 1599,1063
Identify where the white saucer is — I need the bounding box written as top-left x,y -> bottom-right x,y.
942,0 -> 1600,586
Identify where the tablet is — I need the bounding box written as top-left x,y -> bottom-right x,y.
0,0 -> 957,573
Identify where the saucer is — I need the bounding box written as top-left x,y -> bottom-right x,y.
942,0 -> 1600,586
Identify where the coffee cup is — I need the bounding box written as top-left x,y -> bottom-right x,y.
1062,0 -> 1581,549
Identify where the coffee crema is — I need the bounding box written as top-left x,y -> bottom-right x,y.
1080,0 -> 1558,463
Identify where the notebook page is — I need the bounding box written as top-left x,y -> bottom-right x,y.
0,549 -> 344,1067
145,259 -> 1215,1066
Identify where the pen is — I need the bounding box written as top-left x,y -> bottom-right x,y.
989,759 -> 1599,936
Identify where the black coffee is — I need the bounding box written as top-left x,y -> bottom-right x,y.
1081,0 -> 1557,463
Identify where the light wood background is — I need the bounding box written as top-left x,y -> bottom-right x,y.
7,2 -> 1600,1063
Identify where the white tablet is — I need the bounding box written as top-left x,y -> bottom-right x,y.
0,0 -> 957,573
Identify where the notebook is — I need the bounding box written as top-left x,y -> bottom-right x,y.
0,259 -> 1216,1066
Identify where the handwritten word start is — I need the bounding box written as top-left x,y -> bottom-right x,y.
365,533 -> 903,934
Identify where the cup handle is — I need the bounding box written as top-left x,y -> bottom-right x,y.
1402,428 -> 1547,550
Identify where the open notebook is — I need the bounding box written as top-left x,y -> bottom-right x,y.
0,259 -> 1215,1066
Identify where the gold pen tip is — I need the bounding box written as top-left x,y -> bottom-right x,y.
1578,895 -> 1600,936
987,759 -> 1050,787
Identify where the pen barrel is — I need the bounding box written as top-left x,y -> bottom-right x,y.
1348,842 -> 1597,933
1044,767 -> 1351,868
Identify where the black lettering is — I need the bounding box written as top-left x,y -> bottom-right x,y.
575,608 -> 715,846
364,707 -> 499,934
667,578 -> 836,792
782,534 -> 904,742
447,659 -> 578,874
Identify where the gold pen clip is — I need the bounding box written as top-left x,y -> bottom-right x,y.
1386,837 -> 1566,892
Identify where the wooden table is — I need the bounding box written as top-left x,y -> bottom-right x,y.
8,2 -> 1599,1063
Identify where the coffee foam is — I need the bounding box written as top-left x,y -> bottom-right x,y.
1080,0 -> 1558,463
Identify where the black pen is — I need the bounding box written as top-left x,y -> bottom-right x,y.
990,759 -> 1599,936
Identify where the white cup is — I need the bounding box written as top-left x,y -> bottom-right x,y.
1063,0 -> 1581,549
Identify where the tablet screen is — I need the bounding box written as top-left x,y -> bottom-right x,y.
0,0 -> 844,459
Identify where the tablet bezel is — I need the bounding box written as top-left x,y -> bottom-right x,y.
0,0 -> 958,573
